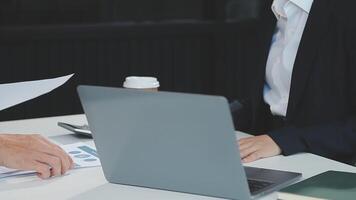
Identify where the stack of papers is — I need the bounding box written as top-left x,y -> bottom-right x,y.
0,142 -> 101,179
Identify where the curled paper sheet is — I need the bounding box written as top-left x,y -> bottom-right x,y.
0,74 -> 74,111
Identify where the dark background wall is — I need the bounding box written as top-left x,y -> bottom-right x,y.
0,0 -> 262,121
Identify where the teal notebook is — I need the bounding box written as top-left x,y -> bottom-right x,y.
278,171 -> 356,200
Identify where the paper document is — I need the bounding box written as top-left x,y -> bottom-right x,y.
0,142 -> 101,179
62,142 -> 101,168
0,74 -> 74,111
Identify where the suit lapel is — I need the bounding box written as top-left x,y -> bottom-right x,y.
286,0 -> 330,119
250,0 -> 276,129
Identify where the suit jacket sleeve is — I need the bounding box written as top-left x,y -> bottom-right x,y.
268,19 -> 356,163
268,118 -> 356,163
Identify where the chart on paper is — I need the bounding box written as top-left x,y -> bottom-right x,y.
62,142 -> 101,168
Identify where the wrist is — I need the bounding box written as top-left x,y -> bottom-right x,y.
0,135 -> 5,166
0,134 -> 4,146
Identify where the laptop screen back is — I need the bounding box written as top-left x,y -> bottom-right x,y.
78,86 -> 251,200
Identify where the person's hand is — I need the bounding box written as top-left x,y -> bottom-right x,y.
238,135 -> 282,163
0,134 -> 74,179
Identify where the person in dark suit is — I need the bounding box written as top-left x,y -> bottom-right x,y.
235,0 -> 356,165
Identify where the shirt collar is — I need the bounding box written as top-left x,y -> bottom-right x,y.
272,0 -> 314,19
290,0 -> 314,13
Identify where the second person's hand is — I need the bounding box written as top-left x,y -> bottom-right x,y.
238,135 -> 282,163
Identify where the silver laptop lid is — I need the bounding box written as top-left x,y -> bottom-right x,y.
78,85 -> 251,200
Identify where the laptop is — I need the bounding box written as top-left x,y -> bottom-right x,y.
77,85 -> 301,200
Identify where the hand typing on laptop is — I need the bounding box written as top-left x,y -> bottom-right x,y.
0,134 -> 73,179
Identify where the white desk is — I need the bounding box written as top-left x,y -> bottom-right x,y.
0,115 -> 355,200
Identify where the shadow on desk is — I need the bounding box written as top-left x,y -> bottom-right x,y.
69,183 -> 221,200
0,174 -> 71,192
50,134 -> 93,145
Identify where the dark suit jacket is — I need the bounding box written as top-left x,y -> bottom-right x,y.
234,0 -> 356,164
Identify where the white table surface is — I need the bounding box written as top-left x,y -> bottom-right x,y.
0,114 -> 355,200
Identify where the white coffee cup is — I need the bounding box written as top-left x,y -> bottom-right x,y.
123,76 -> 160,91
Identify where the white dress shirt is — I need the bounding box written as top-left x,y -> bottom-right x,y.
264,0 -> 314,117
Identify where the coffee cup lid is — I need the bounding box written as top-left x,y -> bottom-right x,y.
123,76 -> 160,89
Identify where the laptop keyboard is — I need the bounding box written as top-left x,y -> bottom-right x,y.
247,179 -> 273,194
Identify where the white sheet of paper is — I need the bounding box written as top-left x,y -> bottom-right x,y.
0,74 -> 74,111
0,143 -> 101,179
